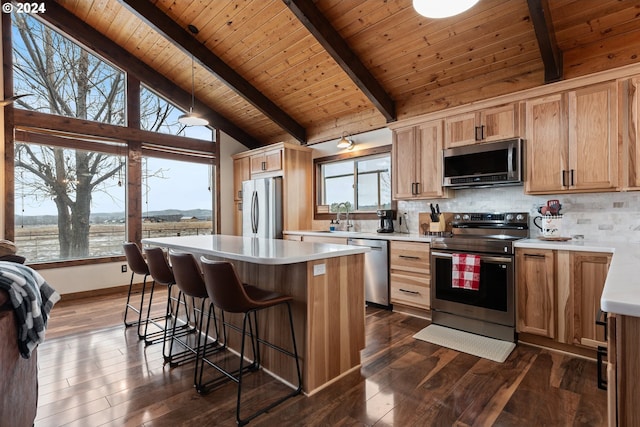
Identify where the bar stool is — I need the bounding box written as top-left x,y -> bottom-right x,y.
168,252 -> 221,378
122,242 -> 152,339
199,257 -> 302,426
144,247 -> 196,364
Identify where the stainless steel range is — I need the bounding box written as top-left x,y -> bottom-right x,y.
430,212 -> 529,342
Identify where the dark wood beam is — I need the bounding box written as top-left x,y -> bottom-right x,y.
14,109 -> 216,154
120,0 -> 307,144
527,0 -> 563,83
283,0 -> 396,123
43,1 -> 261,149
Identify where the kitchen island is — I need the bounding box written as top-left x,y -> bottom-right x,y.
141,234 -> 367,395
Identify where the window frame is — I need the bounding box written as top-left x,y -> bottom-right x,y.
313,145 -> 395,221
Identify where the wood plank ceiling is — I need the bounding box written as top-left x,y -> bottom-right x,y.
54,0 -> 640,148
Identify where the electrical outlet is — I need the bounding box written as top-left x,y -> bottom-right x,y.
121,264 -> 127,273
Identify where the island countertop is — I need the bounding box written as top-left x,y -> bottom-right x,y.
141,234 -> 369,265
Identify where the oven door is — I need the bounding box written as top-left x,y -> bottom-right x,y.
430,250 -> 514,327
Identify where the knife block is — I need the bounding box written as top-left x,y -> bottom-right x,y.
418,212 -> 453,234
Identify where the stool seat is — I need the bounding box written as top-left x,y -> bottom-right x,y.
122,242 -> 152,339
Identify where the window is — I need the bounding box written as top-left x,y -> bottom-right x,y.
316,148 -> 392,217
12,14 -> 125,124
14,137 -> 127,262
141,156 -> 214,239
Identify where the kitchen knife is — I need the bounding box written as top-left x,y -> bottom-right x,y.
430,204 -> 437,222
435,204 -> 440,215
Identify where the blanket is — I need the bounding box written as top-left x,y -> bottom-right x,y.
0,261 -> 60,358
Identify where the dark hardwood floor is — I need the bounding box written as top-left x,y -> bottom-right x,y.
36,289 -> 607,426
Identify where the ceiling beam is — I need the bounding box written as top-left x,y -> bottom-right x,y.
283,0 -> 396,123
527,0 -> 563,83
120,0 -> 307,144
43,1 -> 261,149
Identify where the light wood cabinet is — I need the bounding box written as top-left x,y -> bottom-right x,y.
444,103 -> 519,148
608,314 -> 640,427
516,248 -> 611,349
525,82 -> 618,194
516,248 -> 556,338
392,120 -> 448,200
569,251 -> 611,348
623,76 -> 640,189
233,156 -> 250,201
232,142 -> 312,236
389,241 -> 430,310
250,147 -> 283,175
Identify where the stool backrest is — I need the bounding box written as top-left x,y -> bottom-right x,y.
123,242 -> 149,275
168,252 -> 208,299
144,247 -> 175,286
201,258 -> 253,313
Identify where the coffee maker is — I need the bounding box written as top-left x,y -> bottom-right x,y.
377,209 -> 394,233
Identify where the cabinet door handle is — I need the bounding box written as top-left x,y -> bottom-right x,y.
238,202 -> 242,211
411,182 -> 416,195
415,182 -> 420,195
399,255 -> 420,260
562,170 -> 568,187
399,288 -> 420,295
475,125 -> 484,141
238,190 -> 242,199
261,161 -> 266,171
570,169 -> 575,186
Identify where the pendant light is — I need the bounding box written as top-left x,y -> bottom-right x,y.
178,25 -> 208,126
336,132 -> 354,150
412,0 -> 479,19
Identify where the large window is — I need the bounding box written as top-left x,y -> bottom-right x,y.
316,149 -> 392,215
12,14 -> 125,124
142,156 -> 214,239
14,138 -> 127,262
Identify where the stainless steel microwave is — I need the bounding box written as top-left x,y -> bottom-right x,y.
442,138 -> 523,188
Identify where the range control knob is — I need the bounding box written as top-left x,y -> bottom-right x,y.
454,214 -> 461,220
463,214 -> 470,220
516,214 -> 525,221
506,214 -> 514,221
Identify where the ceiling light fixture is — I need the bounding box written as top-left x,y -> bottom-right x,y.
0,94 -> 31,106
178,25 -> 208,126
337,132 -> 354,150
412,0 -> 479,19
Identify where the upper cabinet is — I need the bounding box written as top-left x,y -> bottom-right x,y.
444,103 -> 520,148
249,147 -> 283,175
233,156 -> 250,201
525,82 -> 618,194
392,120 -> 449,200
623,76 -> 640,189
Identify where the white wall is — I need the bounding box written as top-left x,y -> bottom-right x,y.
218,131 -> 248,235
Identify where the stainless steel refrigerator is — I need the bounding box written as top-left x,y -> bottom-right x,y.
242,177 -> 283,239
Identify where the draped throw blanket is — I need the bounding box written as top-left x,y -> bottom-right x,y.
0,261 -> 60,358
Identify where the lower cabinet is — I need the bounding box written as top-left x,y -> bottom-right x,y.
515,248 -> 611,349
389,241 -> 430,310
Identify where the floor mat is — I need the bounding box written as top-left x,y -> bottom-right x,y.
413,324 -> 515,363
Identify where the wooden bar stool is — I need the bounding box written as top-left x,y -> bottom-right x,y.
199,257 -> 302,426
144,247 -> 196,364
122,242 -> 153,339
168,252 -> 222,378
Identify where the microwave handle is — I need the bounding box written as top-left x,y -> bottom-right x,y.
508,143 -> 515,176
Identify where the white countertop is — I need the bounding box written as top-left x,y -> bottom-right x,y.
142,234 -> 369,265
515,238 -> 640,317
283,229 -> 433,243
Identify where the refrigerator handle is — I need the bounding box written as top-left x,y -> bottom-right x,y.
251,190 -> 259,234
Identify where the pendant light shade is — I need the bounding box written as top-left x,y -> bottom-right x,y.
336,132 -> 354,150
412,0 -> 479,18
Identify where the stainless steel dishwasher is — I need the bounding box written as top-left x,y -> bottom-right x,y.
347,238 -> 389,308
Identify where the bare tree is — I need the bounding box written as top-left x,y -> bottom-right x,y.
12,14 -> 175,258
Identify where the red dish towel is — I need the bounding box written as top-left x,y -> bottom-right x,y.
451,253 -> 481,290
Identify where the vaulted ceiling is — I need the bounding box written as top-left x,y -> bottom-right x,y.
51,0 -> 640,149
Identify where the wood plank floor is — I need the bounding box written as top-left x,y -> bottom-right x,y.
36,289 -> 607,426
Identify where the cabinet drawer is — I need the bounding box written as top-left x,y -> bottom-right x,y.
391,272 -> 430,309
390,241 -> 430,274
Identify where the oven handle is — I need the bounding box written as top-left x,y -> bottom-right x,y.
430,251 -> 512,263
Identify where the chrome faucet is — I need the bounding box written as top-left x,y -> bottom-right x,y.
336,202 -> 353,231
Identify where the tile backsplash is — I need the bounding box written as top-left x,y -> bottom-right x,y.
317,186 -> 640,242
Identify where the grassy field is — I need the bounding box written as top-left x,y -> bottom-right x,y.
14,220 -> 213,262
